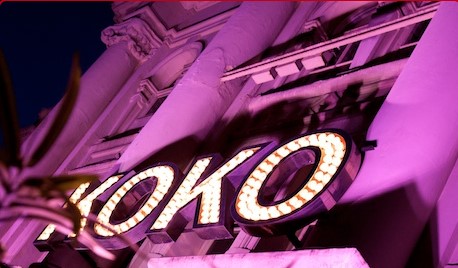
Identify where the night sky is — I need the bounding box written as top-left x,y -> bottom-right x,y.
0,2 -> 113,128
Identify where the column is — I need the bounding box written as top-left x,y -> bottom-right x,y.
118,2 -> 296,172
5,16 -> 159,267
21,17 -> 158,178
306,3 -> 458,268
122,3 -> 295,267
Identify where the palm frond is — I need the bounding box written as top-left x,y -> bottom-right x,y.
0,51 -> 117,263
19,174 -> 98,196
27,53 -> 80,167
0,204 -> 115,260
0,50 -> 20,167
85,213 -> 141,252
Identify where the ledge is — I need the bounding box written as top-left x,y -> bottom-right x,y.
146,248 -> 369,268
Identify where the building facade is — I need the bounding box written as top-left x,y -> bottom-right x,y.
3,2 -> 458,267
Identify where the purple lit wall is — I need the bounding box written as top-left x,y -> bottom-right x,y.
4,2 -> 458,268
305,2 -> 458,267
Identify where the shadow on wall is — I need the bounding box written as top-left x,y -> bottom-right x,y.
207,80 -> 385,157
36,135 -> 202,268
406,200 -> 458,267
303,182 -> 427,268
202,81 -> 440,268
36,79 -> 436,268
406,214 -> 437,267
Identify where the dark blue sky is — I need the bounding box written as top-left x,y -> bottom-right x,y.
0,2 -> 113,128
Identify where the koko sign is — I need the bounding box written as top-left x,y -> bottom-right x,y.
35,129 -> 361,250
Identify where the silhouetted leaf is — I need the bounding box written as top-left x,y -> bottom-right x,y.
75,230 -> 115,260
0,199 -> 75,227
0,49 -> 20,167
0,162 -> 11,194
86,213 -> 141,255
27,53 -> 81,167
0,51 -> 115,262
5,197 -> 79,234
49,174 -> 97,192
16,174 -> 96,236
19,174 -> 97,199
65,199 -> 82,236
0,204 -> 115,260
23,174 -> 96,190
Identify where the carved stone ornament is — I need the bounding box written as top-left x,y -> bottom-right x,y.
101,18 -> 162,61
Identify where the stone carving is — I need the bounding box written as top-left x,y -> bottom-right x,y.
101,18 -> 162,61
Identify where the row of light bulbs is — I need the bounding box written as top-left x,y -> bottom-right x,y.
95,166 -> 175,236
36,182 -> 91,241
37,133 -> 345,239
36,176 -> 120,241
152,148 -> 257,229
235,132 -> 346,221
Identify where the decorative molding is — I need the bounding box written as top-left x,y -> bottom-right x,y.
69,160 -> 117,176
302,20 -> 329,41
165,9 -> 236,48
137,78 -> 171,107
147,41 -> 202,89
179,1 -> 220,12
112,2 -> 150,23
106,79 -> 160,136
147,248 -> 369,267
249,57 -> 403,111
73,133 -> 137,174
120,5 -> 236,48
138,79 -> 158,102
101,18 -> 162,62
222,3 -> 438,82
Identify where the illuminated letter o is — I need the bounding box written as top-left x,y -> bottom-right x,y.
94,165 -> 175,236
231,130 -> 361,236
